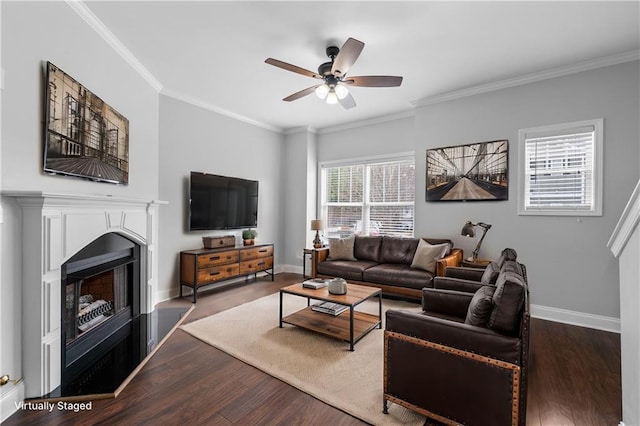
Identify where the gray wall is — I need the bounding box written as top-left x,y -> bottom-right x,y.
314,62 -> 639,325
280,129 -> 318,269
0,1 -> 160,411
415,61 -> 640,321
318,115 -> 415,162
157,96 -> 284,300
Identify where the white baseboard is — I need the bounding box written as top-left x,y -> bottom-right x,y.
0,381 -> 25,423
280,264 -> 304,275
531,303 -> 620,333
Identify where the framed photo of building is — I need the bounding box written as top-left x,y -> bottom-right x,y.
426,139 -> 508,201
44,61 -> 129,184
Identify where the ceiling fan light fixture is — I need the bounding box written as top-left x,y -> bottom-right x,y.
335,84 -> 349,100
315,84 -> 330,99
326,90 -> 338,105
265,37 -> 403,109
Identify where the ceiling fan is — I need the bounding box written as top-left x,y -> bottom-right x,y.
265,38 -> 403,109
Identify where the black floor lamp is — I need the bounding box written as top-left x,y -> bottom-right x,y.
461,221 -> 492,262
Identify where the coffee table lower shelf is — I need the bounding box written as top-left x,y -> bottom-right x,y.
282,307 -> 380,350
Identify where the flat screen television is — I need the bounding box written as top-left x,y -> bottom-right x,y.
189,172 -> 259,231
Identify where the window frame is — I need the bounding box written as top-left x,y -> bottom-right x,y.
518,118 -> 603,216
319,152 -> 415,238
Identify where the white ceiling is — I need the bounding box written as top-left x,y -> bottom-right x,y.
83,1 -> 640,132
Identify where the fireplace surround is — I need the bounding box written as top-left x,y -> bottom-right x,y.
3,192 -> 164,399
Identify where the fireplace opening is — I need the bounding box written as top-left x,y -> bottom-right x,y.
61,233 -> 140,395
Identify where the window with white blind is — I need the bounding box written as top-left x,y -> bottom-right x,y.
518,119 -> 603,216
320,156 -> 415,238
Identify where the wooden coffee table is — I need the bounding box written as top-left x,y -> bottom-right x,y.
279,282 -> 382,351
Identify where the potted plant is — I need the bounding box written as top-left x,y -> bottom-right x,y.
242,229 -> 257,246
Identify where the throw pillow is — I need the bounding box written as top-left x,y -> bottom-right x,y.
480,262 -> 500,284
328,234 -> 357,261
410,240 -> 449,273
465,286 -> 496,327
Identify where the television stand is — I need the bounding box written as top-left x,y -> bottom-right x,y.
179,244 -> 274,303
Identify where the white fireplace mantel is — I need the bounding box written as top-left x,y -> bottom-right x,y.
607,180 -> 640,426
3,191 -> 166,398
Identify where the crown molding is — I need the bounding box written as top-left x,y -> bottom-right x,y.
65,0 -> 163,92
160,88 -> 283,134
65,1 -> 283,134
317,109 -> 415,135
414,50 -> 640,107
284,126 -> 318,136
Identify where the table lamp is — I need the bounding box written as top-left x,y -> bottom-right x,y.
311,219 -> 324,248
461,221 -> 492,261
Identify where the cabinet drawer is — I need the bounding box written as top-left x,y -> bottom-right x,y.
198,250 -> 239,268
240,246 -> 273,261
240,257 -> 273,274
197,264 -> 240,285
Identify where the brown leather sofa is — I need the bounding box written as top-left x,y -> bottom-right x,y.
311,236 -> 463,300
384,260 -> 530,425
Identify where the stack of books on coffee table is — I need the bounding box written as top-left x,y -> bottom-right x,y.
302,278 -> 328,289
311,301 -> 348,316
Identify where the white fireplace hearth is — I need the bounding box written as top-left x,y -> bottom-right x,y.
3,191 -> 165,399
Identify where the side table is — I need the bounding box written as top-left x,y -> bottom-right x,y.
302,248 -> 315,279
461,259 -> 491,268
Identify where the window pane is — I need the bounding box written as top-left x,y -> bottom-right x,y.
370,205 -> 414,237
322,158 -> 414,237
519,119 -> 602,216
369,161 -> 415,203
326,165 -> 363,203
525,131 -> 594,209
325,206 -> 362,238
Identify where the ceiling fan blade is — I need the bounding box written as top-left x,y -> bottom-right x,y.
283,85 -> 320,102
331,38 -> 365,77
265,58 -> 321,79
338,92 -> 356,110
343,75 -> 403,87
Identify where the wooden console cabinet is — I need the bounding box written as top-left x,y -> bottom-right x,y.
180,244 -> 274,303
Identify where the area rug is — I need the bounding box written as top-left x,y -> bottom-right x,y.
180,292 -> 426,425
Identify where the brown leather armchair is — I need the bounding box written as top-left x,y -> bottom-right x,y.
444,247 -> 517,283
383,261 -> 529,426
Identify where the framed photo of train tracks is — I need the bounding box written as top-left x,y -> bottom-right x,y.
426,139 -> 508,201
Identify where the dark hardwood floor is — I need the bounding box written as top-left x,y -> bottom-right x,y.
4,273 -> 621,425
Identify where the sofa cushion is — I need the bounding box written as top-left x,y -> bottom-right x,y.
327,235 -> 356,261
363,264 -> 434,290
354,236 -> 382,263
317,260 -> 377,282
410,240 -> 449,273
465,286 -> 496,327
496,248 -> 517,268
488,270 -> 526,334
380,237 -> 419,265
501,259 -> 523,276
480,262 -> 501,284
